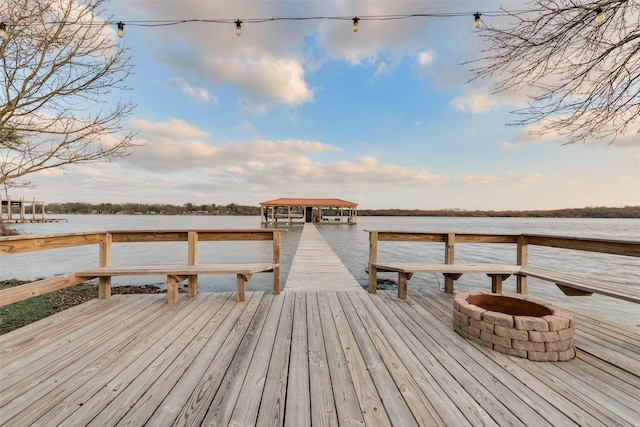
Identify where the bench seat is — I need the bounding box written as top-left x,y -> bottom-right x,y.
519,266 -> 640,304
371,262 -> 521,298
76,263 -> 278,303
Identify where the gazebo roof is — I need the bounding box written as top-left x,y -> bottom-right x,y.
260,198 -> 358,207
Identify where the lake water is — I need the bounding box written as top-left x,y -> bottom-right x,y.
2,215 -> 639,327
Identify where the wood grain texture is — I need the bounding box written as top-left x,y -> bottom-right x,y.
1,290 -> 639,426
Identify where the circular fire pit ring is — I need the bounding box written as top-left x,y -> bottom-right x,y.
453,291 -> 575,362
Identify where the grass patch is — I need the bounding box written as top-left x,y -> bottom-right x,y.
0,281 -> 162,335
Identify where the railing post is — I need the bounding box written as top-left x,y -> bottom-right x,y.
368,231 -> 379,294
273,231 -> 281,294
517,235 -> 528,294
20,197 -> 25,223
444,233 -> 455,293
188,231 -> 198,297
98,232 -> 112,299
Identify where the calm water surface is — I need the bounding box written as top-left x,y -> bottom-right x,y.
3,215 -> 639,326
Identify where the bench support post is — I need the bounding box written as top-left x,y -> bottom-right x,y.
517,235 -> 528,294
98,233 -> 112,299
397,272 -> 412,299
188,231 -> 198,298
489,274 -> 511,294
272,231 -> 281,295
368,231 -> 379,294
167,275 -> 185,304
237,273 -> 252,302
444,233 -> 455,293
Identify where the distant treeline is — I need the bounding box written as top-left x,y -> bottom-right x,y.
358,206 -> 640,218
46,202 -> 260,216
43,203 -> 640,218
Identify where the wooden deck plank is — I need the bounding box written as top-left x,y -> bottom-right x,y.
354,291 -> 473,426
285,224 -> 362,291
0,295 -> 158,395
196,294 -> 277,426
346,291 -> 444,426
367,292 -> 494,427
1,290 -> 638,426
49,293 -> 224,426
112,293 -> 242,426
317,291 -> 366,426
145,292 -> 263,426
336,292 -> 419,427
20,294 -> 218,426
285,292 -> 311,427
325,292 -> 392,427
307,292 -> 339,426
227,293 -> 286,426
85,293 -> 231,426
253,292 -> 295,426
0,295 -> 126,364
0,295 -> 174,426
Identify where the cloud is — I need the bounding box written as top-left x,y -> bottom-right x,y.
450,80 -> 530,114
374,61 -> 391,78
506,171 -> 545,184
418,50 -> 436,67
115,118 -> 450,197
169,78 -> 219,104
460,174 -> 499,185
501,116 -> 640,146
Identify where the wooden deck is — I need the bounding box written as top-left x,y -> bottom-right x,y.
284,223 -> 362,292
1,289 -> 638,426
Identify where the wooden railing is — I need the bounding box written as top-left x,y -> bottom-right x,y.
0,229 -> 282,305
367,230 -> 640,301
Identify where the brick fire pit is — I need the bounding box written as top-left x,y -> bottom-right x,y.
453,291 -> 575,362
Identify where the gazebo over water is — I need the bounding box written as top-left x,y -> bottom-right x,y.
259,198 -> 358,225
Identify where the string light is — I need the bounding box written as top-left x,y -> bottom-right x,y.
4,10 -> 534,38
595,8 -> 604,23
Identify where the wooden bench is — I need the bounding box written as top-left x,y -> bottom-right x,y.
519,266 -> 640,304
76,263 -> 278,304
371,262 -> 521,299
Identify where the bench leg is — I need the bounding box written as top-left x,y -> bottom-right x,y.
489,274 -> 511,294
188,275 -> 198,298
237,273 -> 252,302
167,275 -> 180,304
98,277 -> 112,299
443,273 -> 463,294
398,272 -> 409,299
368,265 -> 378,294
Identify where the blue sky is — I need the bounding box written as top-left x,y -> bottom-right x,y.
24,0 -> 639,210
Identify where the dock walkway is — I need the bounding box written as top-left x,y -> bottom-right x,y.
1,290 -> 638,426
284,223 -> 362,292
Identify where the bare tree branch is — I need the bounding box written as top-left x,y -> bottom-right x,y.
470,0 -> 639,144
0,0 -> 138,188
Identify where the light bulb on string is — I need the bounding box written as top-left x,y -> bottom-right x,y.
117,22 -> 124,38
595,8 -> 604,23
474,12 -> 481,29
1,22 -> 8,39
353,17 -> 359,32
235,19 -> 242,36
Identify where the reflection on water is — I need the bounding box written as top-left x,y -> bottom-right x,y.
3,215 -> 639,326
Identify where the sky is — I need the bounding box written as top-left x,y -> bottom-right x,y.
17,0 -> 640,210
